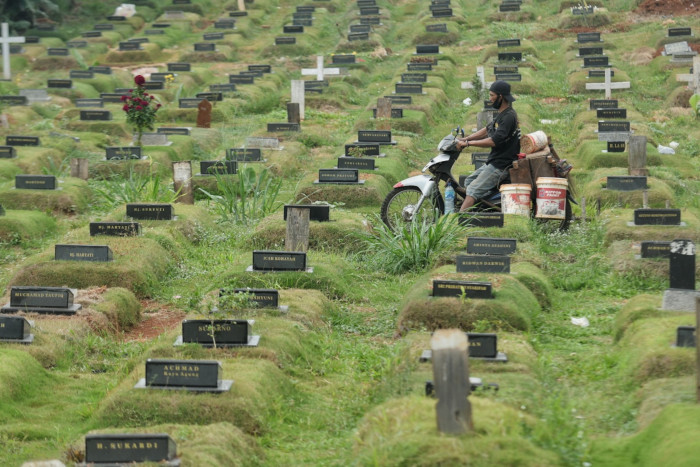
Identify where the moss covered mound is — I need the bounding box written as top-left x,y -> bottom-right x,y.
353,395 -> 560,466
603,208 -> 700,245
10,237 -> 174,298
0,178 -> 92,214
94,287 -> 142,332
0,210 -> 57,243
397,265 -> 541,332
93,359 -> 291,435
294,173 -> 391,208
0,349 -> 49,401
580,169 -> 674,209
591,404 -> 700,466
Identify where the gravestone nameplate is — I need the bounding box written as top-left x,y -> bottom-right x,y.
25,36 -> 40,43
145,29 -> 165,35
607,141 -> 625,152
357,130 -> 395,145
590,99 -> 618,109
168,62 -> 191,72
283,25 -> 304,34
227,148 -> 262,161
432,280 -> 493,299
598,121 -> 630,133
15,175 -> 55,190
178,319 -> 258,347
597,108 -> 626,119
275,37 -> 296,45
589,69 -> 614,78
47,48 -> 69,56
0,96 -> 27,106
93,23 -> 114,30
494,65 -> 518,74
579,47 -> 603,56
583,56 -> 609,67
119,41 -> 141,51
0,146 -> 17,158
143,81 -> 164,91
372,108 -> 403,118
498,52 -> 522,61
577,32 -> 602,43
179,98 -> 202,109
47,79 -> 72,88
90,222 -> 141,236
432,8 -> 453,17
230,288 -> 281,309
676,326 -> 696,347
459,212 -> 504,227
55,244 -> 113,262
498,39 -> 521,47
401,73 -> 427,83
348,32 -> 369,41
210,83 -> 236,92
332,54 -> 356,65
633,209 -> 681,226
416,44 -> 439,54
126,203 -> 173,220
294,18 -> 313,27
317,168 -> 361,184
200,160 -> 237,175
249,64 -> 272,73
0,315 -> 33,343
84,433 -> 177,464
267,123 -> 300,132
350,25 -> 371,34
338,156 -> 376,170
101,93 -> 123,104
106,146 -> 141,160
408,63 -> 432,71
89,66 -> 112,75
495,73 -> 521,82
203,32 -> 225,40
467,237 -> 517,255
426,23 -> 448,33
669,239 -> 695,290
283,204 -> 330,222
157,127 -> 190,136
135,359 -> 232,392
456,255 -> 510,273
669,28 -> 692,37
194,42 -> 216,52
499,3 -> 520,12
251,250 -> 308,271
196,92 -> 223,102
384,95 -> 412,105
128,38 -> 149,44
229,75 -> 255,84
214,20 -> 235,29
80,110 -> 112,121
345,143 -> 380,157
360,17 -> 381,25
2,286 -> 80,314
606,176 -> 647,191
467,333 -> 506,360
641,241 -> 671,258
75,98 -> 104,108
66,40 -> 88,48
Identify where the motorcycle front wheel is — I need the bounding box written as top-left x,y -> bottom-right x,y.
380,187 -> 444,231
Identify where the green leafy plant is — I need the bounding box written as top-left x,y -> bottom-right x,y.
689,94 -> 700,118
91,169 -> 179,207
199,167 -> 283,224
356,213 -> 467,274
121,75 -> 161,146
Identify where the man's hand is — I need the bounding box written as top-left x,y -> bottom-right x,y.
456,139 -> 470,150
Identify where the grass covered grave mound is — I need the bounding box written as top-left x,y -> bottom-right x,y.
353,395 -> 560,466
580,169 -> 673,208
613,294 -> 664,341
248,210 -> 368,253
397,265 -> 540,333
606,240 -> 700,282
9,236 -> 174,298
0,177 -> 92,214
591,404 -> 700,466
603,208 -> 700,245
294,173 -> 391,208
0,349 -> 50,401
94,287 -> 142,333
93,358 -> 291,435
0,210 -> 56,244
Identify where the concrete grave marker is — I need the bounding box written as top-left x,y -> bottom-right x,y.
0,23 -> 25,80
586,68 -> 630,99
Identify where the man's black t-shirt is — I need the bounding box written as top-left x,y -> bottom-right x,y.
486,106 -> 520,170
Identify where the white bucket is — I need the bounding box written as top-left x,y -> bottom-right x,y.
500,184 -> 531,216
535,177 -> 568,219
521,130 -> 548,154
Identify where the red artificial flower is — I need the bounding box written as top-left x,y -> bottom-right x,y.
156,103 -> 161,108
120,95 -> 127,101
134,75 -> 146,86
136,105 -> 142,111
150,96 -> 155,100
122,104 -> 129,111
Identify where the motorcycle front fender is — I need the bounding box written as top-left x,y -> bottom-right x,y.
394,174 -> 435,195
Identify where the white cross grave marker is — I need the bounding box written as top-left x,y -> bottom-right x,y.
1,23 -> 25,80
676,56 -> 700,94
585,68 -> 630,99
301,55 -> 345,81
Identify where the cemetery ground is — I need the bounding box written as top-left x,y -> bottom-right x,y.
0,0 -> 700,465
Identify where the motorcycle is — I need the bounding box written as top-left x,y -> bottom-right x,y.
380,126 -> 573,231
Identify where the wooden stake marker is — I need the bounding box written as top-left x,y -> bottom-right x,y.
431,329 -> 473,434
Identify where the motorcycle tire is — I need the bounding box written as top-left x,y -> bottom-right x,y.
380,186 -> 444,231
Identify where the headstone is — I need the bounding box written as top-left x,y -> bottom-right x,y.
579,47 -> 603,56
1,24 -> 26,79
106,146 -> 141,160
628,135 -> 648,176
210,83 -> 236,92
401,73 -> 427,83
640,241 -> 671,258
498,39 -> 521,47
384,95 -> 412,105
290,80 -> 305,121
606,176 -> 647,191
345,143 -> 380,157
214,19 -> 236,29
426,23 -> 448,33
669,240 -> 695,290
80,110 -> 112,121
197,99 -> 212,128
633,209 -> 681,226
224,287 -> 282,309
590,99 -> 618,109
275,37 -> 296,45
577,32 -> 602,43
456,255 -> 510,273
598,121 -> 630,133
583,56 -> 609,68
200,160 -> 237,175
15,175 -> 55,190
93,23 -> 114,30
6,135 -> 39,146
229,75 -> 254,84
47,79 -> 72,89
0,315 -> 33,343
168,62 -> 190,72
432,280 -> 493,299
408,63 -> 432,71
349,25 -> 371,34
458,212 -> 504,227
499,3 -> 520,12
283,204 -> 330,222
338,156 -> 376,170
226,148 -> 261,161
676,326 -> 696,347
195,92 -> 222,102
283,25 -> 304,34
360,17 -> 381,25
20,89 -> 50,103
416,44 -> 439,54
194,42 -> 216,52
668,28 -> 692,37
287,102 -> 300,124
0,146 -> 17,158
267,123 -> 300,132
607,141 -> 625,152
157,127 -> 190,136
498,52 -> 522,62
1,286 -> 81,314
357,130 -> 395,145
135,359 -> 232,392
75,98 -> 104,108
589,69 -> 614,78
178,319 -> 259,347
250,250 -> 308,272
55,244 -> 113,262
89,222 -> 141,236
432,8 -> 453,17
246,137 -> 280,149
316,168 -> 361,184
0,96 -> 27,106
119,41 -> 141,51
84,433 -> 177,464
126,203 -> 174,220
466,237 -> 516,255
597,108 -> 626,119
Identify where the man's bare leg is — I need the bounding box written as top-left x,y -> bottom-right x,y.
459,195 -> 476,212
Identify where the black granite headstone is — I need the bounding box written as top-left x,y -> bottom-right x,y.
0,96 -> 28,106
668,28 -> 691,37
200,160 -> 237,175
194,42 -> 216,52
55,244 -> 113,262
275,37 -> 296,45
641,241 -> 671,258
106,146 -> 141,160
467,237 -> 516,255
598,121 -> 630,133
47,79 -> 72,88
676,326 -> 696,347
416,44 -> 439,54
606,176 -> 647,191
383,95 -> 412,105
0,146 -> 17,158
498,39 -> 521,47
229,288 -> 280,308
85,433 -> 177,464
89,222 -> 141,237
498,52 -> 522,61
15,175 -> 55,190
252,250 -> 307,271
456,255 -> 510,273
75,98 -> 104,108
432,280 -> 493,298
577,32 -> 601,43
588,69 -> 614,78
633,209 -> 681,226
227,148 -> 262,161
127,203 -> 173,220
338,156 -> 376,170
607,141 -> 625,152
119,41 -> 141,51
345,143 -> 380,157
267,123 -> 300,132
142,359 -> 223,389
468,333 -> 498,358
318,168 -> 360,183
283,25 -> 304,34
590,99 -> 618,110
669,239 -> 695,290
157,127 -> 191,136
2,286 -> 80,314
583,56 -> 609,67
47,48 -> 69,56
181,320 -> 252,346
168,62 -> 191,72
0,315 -> 32,342
358,130 -> 392,143
80,110 -> 112,121
283,204 -> 330,222
597,108 -> 626,119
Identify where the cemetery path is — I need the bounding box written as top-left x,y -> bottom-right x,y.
121,301 -> 185,341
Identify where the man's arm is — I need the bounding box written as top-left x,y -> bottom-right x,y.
457,127 -> 494,149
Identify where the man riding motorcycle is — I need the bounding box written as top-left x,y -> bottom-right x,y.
456,80 -> 520,212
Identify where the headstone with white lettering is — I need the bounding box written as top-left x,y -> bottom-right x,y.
1,286 -> 81,314
249,250 -> 310,272
175,319 -> 259,347
135,359 -> 232,392
84,433 -> 177,464
662,240 -> 699,312
0,314 -> 33,343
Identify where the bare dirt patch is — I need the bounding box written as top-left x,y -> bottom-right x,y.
636,0 -> 700,15
121,300 -> 186,342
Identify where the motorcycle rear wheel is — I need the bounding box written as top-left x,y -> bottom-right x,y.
381,187 -> 444,231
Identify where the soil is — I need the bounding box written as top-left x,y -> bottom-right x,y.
121,300 -> 186,342
636,0 -> 700,15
